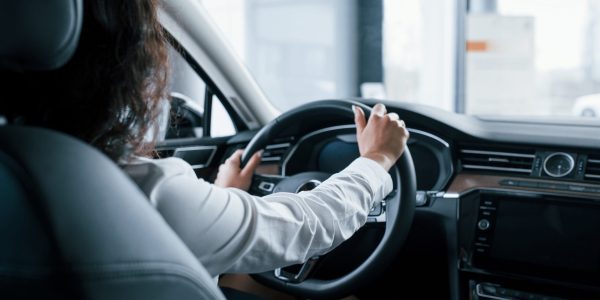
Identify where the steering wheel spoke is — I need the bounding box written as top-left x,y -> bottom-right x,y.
366,200 -> 387,223
274,256 -> 321,284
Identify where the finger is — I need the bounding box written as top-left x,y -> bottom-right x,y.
226,149 -> 243,165
353,105 -> 367,135
371,103 -> 387,119
241,150 -> 262,176
396,119 -> 406,128
387,112 -> 400,122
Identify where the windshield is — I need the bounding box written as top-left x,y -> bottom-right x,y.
201,0 -> 600,120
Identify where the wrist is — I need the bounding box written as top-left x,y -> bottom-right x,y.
361,152 -> 394,171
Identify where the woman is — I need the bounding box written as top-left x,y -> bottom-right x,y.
3,0 -> 408,286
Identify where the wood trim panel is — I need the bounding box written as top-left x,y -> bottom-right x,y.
448,173 -> 600,198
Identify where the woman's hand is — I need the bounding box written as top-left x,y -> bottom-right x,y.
214,149 -> 262,191
354,103 -> 409,171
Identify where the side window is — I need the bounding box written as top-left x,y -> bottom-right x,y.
166,46 -> 237,139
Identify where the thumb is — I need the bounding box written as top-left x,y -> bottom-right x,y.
241,150 -> 262,175
353,105 -> 367,135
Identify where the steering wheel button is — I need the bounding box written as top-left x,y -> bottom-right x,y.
478,219 -> 491,231
415,191 -> 428,206
369,203 -> 382,216
258,181 -> 275,192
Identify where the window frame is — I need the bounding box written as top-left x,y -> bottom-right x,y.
165,32 -> 249,137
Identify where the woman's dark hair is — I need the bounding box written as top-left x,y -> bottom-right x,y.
1,0 -> 169,162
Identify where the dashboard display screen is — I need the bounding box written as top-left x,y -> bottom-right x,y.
489,197 -> 600,275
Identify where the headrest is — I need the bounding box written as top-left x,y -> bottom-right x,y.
0,0 -> 82,71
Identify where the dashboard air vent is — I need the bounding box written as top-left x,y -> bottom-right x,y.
459,148 -> 535,174
261,137 -> 294,163
585,156 -> 600,181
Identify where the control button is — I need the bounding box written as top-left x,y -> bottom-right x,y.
478,219 -> 491,231
500,179 -> 517,186
518,181 -> 539,188
477,236 -> 488,242
479,205 -> 497,211
539,183 -> 568,190
369,202 -> 382,216
538,182 -> 552,189
475,247 -> 488,254
415,191 -> 428,206
258,181 -> 275,192
576,160 -> 586,176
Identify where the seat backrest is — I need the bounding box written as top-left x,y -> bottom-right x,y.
0,1 -> 225,299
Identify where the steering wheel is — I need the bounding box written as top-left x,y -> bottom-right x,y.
240,99 -> 416,299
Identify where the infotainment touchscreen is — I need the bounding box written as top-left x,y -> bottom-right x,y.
472,194 -> 600,284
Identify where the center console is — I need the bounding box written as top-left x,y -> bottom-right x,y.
458,190 -> 600,299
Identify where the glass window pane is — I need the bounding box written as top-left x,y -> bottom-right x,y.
211,95 -> 236,137
466,0 -> 600,118
166,46 -> 237,139
202,0 -> 456,113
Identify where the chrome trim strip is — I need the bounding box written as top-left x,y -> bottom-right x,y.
409,128 -> 450,148
488,158 -> 509,163
585,174 -> 600,179
260,156 -> 281,162
265,142 -> 291,150
442,193 -> 460,199
172,145 -> 217,169
475,284 -> 510,300
295,179 -> 322,193
460,149 -> 535,158
462,165 -> 532,173
588,159 -> 600,164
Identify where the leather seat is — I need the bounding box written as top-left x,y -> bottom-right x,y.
0,1 -> 225,298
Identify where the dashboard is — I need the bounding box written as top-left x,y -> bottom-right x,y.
274,125 -> 453,192
160,99 -> 600,299
249,100 -> 600,299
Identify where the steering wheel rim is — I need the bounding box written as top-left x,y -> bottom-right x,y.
242,99 -> 416,299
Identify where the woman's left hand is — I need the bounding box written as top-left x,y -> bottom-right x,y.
214,149 -> 262,191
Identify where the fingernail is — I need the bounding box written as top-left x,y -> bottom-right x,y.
374,103 -> 385,115
352,105 -> 357,114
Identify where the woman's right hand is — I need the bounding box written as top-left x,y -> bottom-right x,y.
353,103 -> 409,171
